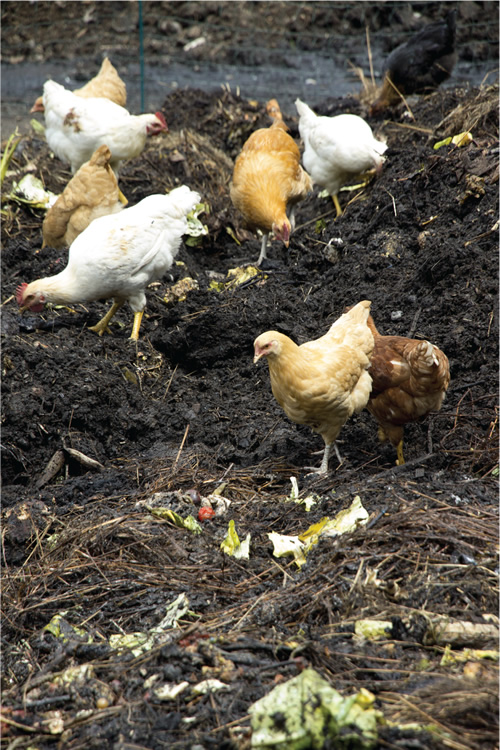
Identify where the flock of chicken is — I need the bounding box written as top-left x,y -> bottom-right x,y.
16,11 -> 455,473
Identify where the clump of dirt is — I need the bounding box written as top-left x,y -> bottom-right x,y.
1,7 -> 498,746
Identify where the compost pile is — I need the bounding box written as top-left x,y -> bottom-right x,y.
1,4 -> 499,750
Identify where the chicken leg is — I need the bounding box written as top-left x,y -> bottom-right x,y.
332,194 -> 342,219
89,300 -> 124,336
257,234 -> 269,266
396,439 -> 405,466
130,311 -> 144,341
307,440 -> 343,475
118,188 -> 128,206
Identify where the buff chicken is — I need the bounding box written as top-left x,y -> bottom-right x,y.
230,99 -> 312,265
17,186 -> 200,340
31,57 -> 127,113
366,314 -> 450,465
42,145 -> 125,250
40,80 -> 167,175
295,98 -> 387,218
370,10 -> 457,115
253,300 -> 374,474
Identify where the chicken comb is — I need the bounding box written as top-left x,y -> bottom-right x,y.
16,283 -> 28,305
155,111 -> 168,129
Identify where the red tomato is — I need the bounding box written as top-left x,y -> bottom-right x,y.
198,507 -> 216,521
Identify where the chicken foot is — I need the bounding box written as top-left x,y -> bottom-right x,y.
307,441 -> 343,475
89,300 -> 124,336
378,425 -> 406,466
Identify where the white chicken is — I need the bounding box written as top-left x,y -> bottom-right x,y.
295,99 -> 387,218
17,186 -> 201,341
42,80 -> 168,175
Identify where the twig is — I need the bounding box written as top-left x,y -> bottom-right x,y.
407,307 -> 421,338
365,25 -> 375,87
229,591 -> 267,631
386,77 -> 414,120
464,219 -> 499,247
173,424 -> 190,468
209,713 -> 251,734
296,206 -> 337,230
366,507 -> 388,530
383,693 -> 475,750
0,714 -> 39,733
385,122 -> 433,135
383,187 -> 397,217
162,363 -> 178,401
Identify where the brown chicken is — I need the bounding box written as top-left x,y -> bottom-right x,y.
42,145 -> 125,250
230,99 -> 312,265
31,57 -> 127,113
253,300 -> 374,474
370,10 -> 456,115
366,314 -> 450,464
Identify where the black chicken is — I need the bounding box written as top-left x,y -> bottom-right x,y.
370,10 -> 457,114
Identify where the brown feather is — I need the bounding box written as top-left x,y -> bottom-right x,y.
366,314 -> 450,456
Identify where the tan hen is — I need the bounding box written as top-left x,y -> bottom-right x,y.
31,57 -> 126,113
254,300 -> 374,474
230,99 -> 312,265
42,145 -> 125,250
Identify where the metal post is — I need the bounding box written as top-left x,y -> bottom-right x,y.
138,0 -> 145,112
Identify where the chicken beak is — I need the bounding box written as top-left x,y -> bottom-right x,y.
18,304 -> 29,314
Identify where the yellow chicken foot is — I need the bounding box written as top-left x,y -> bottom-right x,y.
89,300 -> 124,336
118,188 -> 128,206
396,439 -> 405,466
332,194 -> 343,218
130,310 -> 144,341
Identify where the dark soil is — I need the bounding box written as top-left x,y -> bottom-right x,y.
1,3 -> 499,749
